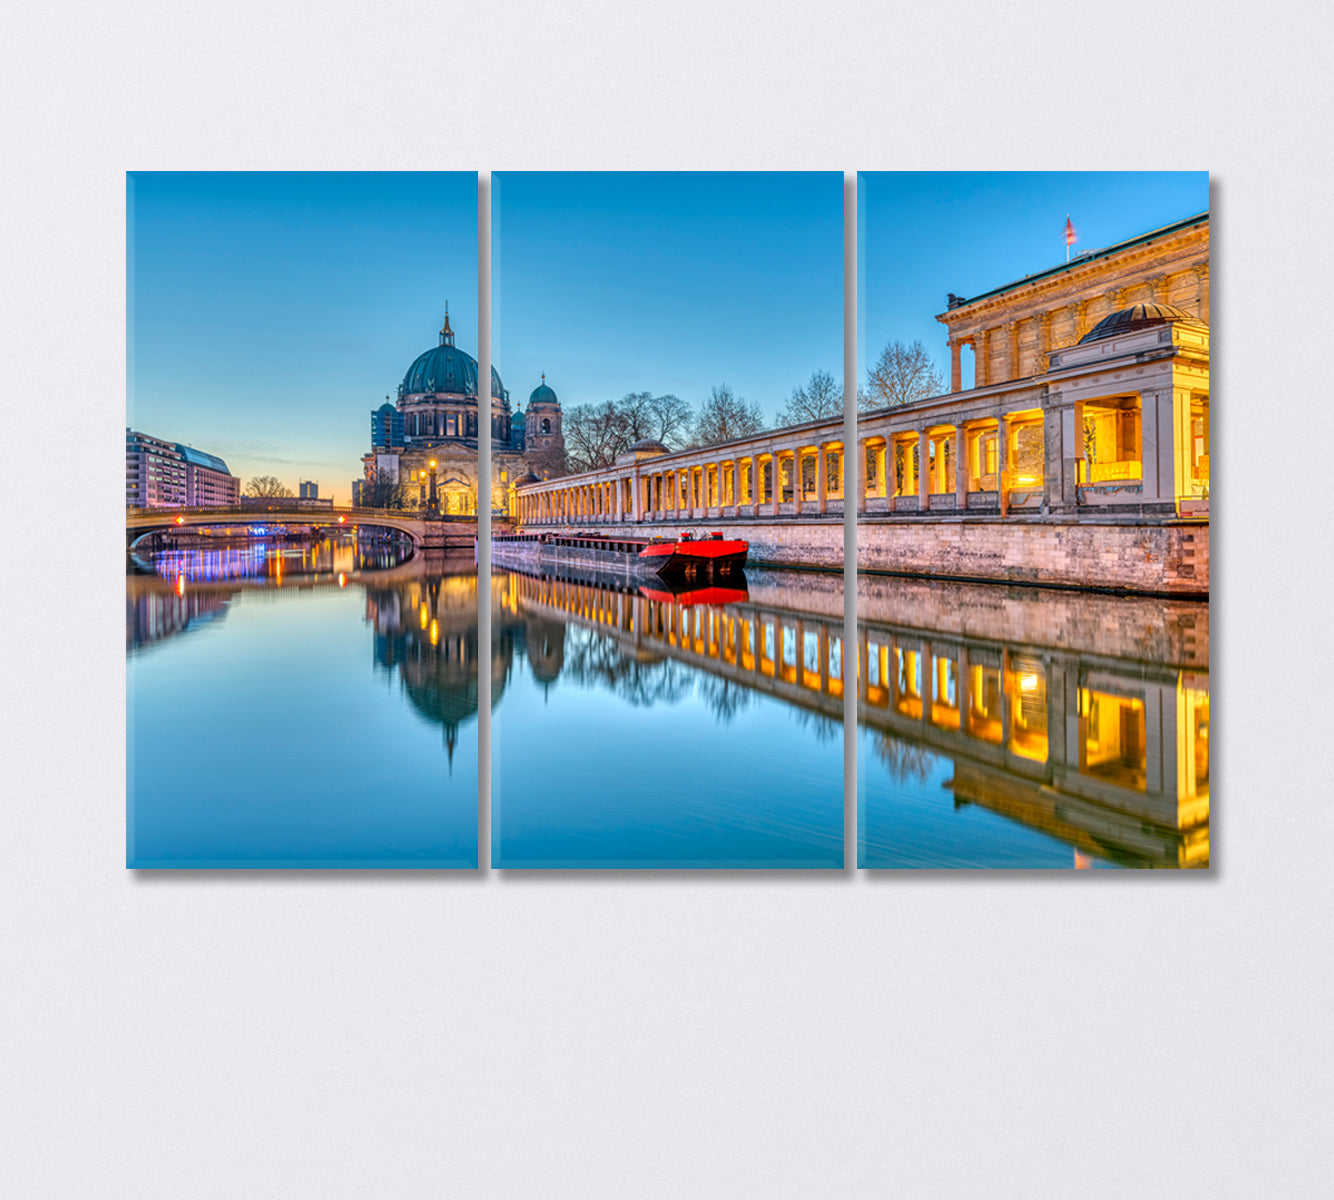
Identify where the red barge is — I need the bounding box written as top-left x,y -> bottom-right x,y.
492,530 -> 748,581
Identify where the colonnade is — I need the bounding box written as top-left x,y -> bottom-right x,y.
514,436 -> 850,527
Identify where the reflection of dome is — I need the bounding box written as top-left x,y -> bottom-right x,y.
400,311 -> 505,399
1079,303 -> 1206,344
528,378 -> 559,407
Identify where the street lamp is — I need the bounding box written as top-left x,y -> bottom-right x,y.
427,459 -> 440,517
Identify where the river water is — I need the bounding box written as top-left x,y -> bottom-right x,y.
127,540 -> 1208,869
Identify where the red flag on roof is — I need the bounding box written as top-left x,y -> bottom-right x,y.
1064,216 -> 1077,247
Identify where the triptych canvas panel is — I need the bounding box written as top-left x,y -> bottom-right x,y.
127,170 -> 1210,870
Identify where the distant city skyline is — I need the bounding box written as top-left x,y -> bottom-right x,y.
859,171 -> 1210,388
128,172 -> 478,504
495,172 -> 844,429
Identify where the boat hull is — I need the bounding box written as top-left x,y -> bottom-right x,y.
493,532 -> 749,581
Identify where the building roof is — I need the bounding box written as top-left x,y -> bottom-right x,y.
402,341 -> 506,401
941,212 -> 1209,316
528,375 -> 559,407
176,444 -> 231,474
1078,302 -> 1207,344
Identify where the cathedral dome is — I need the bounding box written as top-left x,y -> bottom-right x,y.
1079,302 -> 1206,344
400,311 -> 505,400
528,376 -> 559,407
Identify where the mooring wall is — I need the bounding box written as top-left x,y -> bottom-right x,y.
516,517 -> 1208,596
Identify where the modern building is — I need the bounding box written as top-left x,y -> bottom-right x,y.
127,430 -> 240,508
180,445 -> 241,507
126,430 -> 186,508
361,307 -> 564,514
299,480 -> 319,500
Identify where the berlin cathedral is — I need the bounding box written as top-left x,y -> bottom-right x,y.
359,308 -> 565,514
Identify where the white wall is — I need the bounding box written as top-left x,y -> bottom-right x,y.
4,3 -> 1332,1197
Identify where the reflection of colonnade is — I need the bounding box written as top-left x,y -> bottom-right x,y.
494,568 -> 1208,867
495,571 -> 848,724
857,625 -> 1208,867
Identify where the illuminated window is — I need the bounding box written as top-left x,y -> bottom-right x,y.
1078,687 -> 1146,790
894,646 -> 924,719
1007,657 -> 1049,762
1082,399 -> 1141,484
1189,394 -> 1209,495
893,437 -> 919,497
966,664 -> 1003,743
1009,418 -> 1045,490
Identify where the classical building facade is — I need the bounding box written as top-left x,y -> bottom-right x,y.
510,214 -> 1210,593
359,310 -> 565,514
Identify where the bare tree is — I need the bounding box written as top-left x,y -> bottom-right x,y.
524,443 -> 569,481
620,391 -> 694,449
562,399 -> 631,472
872,733 -> 937,784
861,340 -> 946,410
244,475 -> 294,498
776,369 -> 843,427
689,383 -> 766,447
360,469 -> 408,509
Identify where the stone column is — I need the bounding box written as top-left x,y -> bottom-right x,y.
1194,263 -> 1209,323
1148,274 -> 1168,305
857,439 -> 869,515
974,331 -> 988,388
997,417 -> 1009,516
957,650 -> 972,736
1007,321 -> 1020,381
918,429 -> 931,512
920,640 -> 933,724
771,454 -> 782,517
1036,313 -> 1052,374
950,339 -> 962,393
790,448 -> 802,515
733,460 -> 742,514
955,425 -> 968,510
632,471 -> 642,522
816,442 -> 828,515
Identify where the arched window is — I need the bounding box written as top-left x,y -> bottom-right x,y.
541,418 -> 551,434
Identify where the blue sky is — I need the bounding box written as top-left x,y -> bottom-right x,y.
128,172 -> 477,502
128,172 -> 1207,502
859,172 -> 1210,388
494,172 -> 843,427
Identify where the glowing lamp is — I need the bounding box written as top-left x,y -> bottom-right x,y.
338,515 -> 345,524
175,516 -> 184,524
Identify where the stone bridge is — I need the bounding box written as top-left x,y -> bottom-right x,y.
126,505 -> 493,551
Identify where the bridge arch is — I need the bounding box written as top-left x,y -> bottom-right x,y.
125,507 -> 430,550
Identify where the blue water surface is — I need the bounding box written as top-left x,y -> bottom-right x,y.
128,547 -> 478,868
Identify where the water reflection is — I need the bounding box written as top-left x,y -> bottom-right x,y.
127,538 -> 478,868
125,538 -> 1210,870
857,578 -> 1209,869
491,567 -> 846,868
